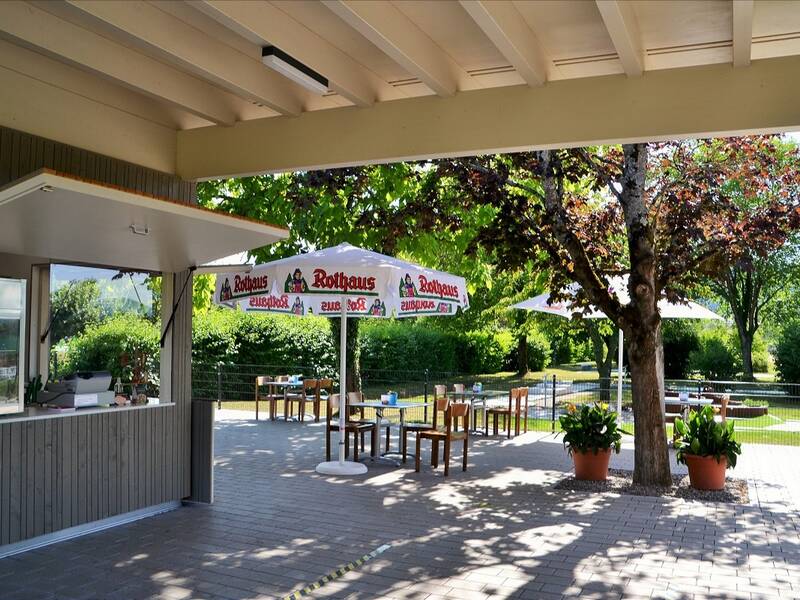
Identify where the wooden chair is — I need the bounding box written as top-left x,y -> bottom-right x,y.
325,393 -> 376,462
314,379 -> 333,422
295,378 -> 320,422
254,376 -> 280,421
401,384 -> 445,463
348,391 -> 391,451
415,399 -> 469,476
486,387 -> 528,438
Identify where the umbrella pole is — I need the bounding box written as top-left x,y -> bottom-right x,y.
338,297 -> 347,464
315,296 -> 367,475
617,328 -> 624,422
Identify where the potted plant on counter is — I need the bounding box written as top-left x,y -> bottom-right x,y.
674,405 -> 741,490
559,402 -> 622,481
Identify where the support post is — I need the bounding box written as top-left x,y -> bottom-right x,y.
551,374 -> 557,432
216,361 -> 222,410
423,369 -> 429,423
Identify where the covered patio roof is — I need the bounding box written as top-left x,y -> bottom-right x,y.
1,1 -> 799,178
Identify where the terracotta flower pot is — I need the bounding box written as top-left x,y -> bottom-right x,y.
684,454 -> 727,490
572,448 -> 612,481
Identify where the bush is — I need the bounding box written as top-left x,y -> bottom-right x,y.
776,321 -> 800,382
63,314 -> 160,383
662,320 -> 700,379
359,320 -> 460,373
458,330 -> 515,374
192,310 -> 336,374
526,327 -> 552,372
689,328 -> 740,380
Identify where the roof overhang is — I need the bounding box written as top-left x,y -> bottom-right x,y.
0,170 -> 287,272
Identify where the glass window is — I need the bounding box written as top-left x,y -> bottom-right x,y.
49,265 -> 162,400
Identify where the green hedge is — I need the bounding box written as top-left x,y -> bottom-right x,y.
776,321 -> 800,382
63,314 -> 160,383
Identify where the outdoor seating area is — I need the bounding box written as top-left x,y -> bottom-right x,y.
252,375 -> 542,475
3,411 -> 800,600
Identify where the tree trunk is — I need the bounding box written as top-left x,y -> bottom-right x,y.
626,321 -> 672,486
739,330 -> 754,381
517,334 -> 529,375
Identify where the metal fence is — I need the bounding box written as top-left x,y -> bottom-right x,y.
192,364 -> 800,446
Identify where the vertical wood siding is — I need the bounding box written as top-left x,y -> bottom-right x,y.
0,125 -> 197,547
0,126 -> 196,203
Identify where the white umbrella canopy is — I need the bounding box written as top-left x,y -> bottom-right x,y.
214,243 -> 469,475
511,275 -> 722,418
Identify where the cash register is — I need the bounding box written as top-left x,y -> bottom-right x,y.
40,371 -> 114,408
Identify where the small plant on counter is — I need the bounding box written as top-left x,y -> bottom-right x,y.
24,375 -> 43,406
559,402 -> 622,481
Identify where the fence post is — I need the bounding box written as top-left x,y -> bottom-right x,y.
423,369 -> 429,423
697,379 -> 703,398
551,374 -> 557,433
216,362 -> 222,410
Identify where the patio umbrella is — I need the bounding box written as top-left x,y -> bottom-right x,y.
511,276 -> 722,417
214,242 -> 469,475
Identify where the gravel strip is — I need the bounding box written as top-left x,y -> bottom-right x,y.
554,468 -> 749,504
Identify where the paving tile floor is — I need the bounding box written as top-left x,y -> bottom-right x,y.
2,409 -> 800,600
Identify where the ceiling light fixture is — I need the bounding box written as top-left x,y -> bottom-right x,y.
261,46 -> 328,94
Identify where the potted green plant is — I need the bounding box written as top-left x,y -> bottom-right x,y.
674,405 -> 741,490
559,402 -> 622,481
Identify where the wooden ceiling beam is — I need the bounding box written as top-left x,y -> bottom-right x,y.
595,0 -> 644,77
64,0 -> 303,116
459,0 -> 546,87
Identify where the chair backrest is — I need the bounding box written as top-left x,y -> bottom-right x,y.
276,375 -> 290,382
446,402 -> 470,433
434,384 -> 446,397
720,394 -> 729,422
347,391 -> 363,404
304,378 -> 319,395
318,378 -> 333,391
453,383 -> 465,393
327,393 -> 340,422
255,375 -> 272,386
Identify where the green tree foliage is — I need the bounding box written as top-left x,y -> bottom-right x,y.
693,137 -> 800,380
50,279 -> 103,344
662,320 -> 700,379
689,328 -> 741,380
775,321 -> 800,382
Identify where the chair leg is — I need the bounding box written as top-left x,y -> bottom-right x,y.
344,432 -> 350,458
443,437 -> 451,477
354,430 -> 360,462
255,397 -> 259,421
326,428 -> 331,461
385,426 -> 391,452
372,425 -> 378,457
462,437 -> 468,472
493,413 -> 499,436
524,399 -> 529,433
415,435 -> 422,472
401,427 -> 407,463
506,413 -> 511,439
431,438 -> 439,467
484,413 -> 489,436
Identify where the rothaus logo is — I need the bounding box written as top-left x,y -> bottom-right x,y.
401,299 -> 435,312
234,274 -> 269,294
321,298 -> 368,312
418,275 -> 459,299
249,295 -> 289,309
313,269 -> 376,293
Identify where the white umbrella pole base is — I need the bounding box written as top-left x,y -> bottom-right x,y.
315,461 -> 368,476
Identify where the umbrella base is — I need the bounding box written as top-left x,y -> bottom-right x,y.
315,460 -> 368,476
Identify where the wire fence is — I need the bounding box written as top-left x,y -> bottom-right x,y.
193,363 -> 800,446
